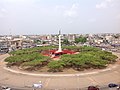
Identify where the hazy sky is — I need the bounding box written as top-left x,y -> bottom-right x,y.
0,0 -> 120,35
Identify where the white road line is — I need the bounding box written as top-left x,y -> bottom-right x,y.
3,67 -> 100,76
44,78 -> 51,87
77,76 -> 80,89
114,71 -> 119,74
83,72 -> 99,75
100,68 -> 111,72
112,65 -> 118,69
1,53 -> 120,77
3,63 -> 120,77
87,77 -> 98,85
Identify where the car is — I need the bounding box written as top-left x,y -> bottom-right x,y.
117,85 -> 120,89
1,86 -> 12,90
108,83 -> 118,88
88,86 -> 99,90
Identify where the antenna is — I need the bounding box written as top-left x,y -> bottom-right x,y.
59,29 -> 61,35
9,28 -> 12,36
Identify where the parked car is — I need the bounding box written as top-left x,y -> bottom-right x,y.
88,86 -> 99,90
117,85 -> 120,90
108,83 -> 118,88
1,86 -> 12,90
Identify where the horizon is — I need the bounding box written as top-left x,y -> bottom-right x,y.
0,32 -> 120,36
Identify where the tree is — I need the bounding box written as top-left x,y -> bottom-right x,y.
62,38 -> 70,45
42,41 -> 47,44
34,39 -> 41,43
113,34 -> 119,38
75,36 -> 87,44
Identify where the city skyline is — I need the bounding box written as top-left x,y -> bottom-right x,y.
0,0 -> 120,35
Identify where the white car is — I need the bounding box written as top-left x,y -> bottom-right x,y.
33,83 -> 42,88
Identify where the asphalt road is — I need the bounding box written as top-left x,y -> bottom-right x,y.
1,86 -> 118,90
0,53 -> 120,90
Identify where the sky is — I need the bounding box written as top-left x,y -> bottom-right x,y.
0,0 -> 120,35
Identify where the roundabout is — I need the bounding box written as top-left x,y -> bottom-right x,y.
0,52 -> 120,90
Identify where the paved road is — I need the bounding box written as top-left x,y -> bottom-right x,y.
0,53 -> 120,90
0,86 -> 118,90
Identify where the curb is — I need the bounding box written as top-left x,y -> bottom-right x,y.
3,64 -> 119,77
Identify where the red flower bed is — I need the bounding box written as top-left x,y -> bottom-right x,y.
41,49 -> 76,58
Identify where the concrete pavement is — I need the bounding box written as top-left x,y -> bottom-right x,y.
0,53 -> 120,90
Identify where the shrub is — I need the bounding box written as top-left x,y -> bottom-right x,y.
48,61 -> 65,72
5,46 -> 118,72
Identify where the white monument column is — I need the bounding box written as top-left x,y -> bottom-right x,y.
57,30 -> 62,52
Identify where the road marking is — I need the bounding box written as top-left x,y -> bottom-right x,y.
114,71 -> 119,74
100,68 -> 111,72
3,67 -> 99,76
44,78 -> 51,87
87,77 -> 98,85
0,77 -> 9,81
84,72 -> 99,75
0,54 -> 9,62
77,76 -> 80,89
112,65 -> 118,69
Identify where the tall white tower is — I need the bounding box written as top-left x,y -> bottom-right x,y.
56,30 -> 62,52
